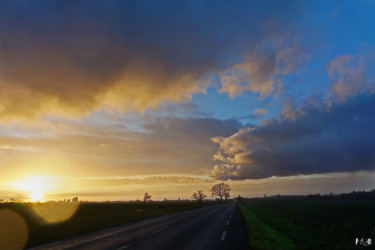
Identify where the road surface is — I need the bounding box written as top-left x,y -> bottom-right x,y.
30,202 -> 249,250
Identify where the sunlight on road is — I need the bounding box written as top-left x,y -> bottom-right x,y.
0,208 -> 28,249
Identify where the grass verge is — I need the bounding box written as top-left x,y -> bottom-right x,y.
240,202 -> 294,249
240,198 -> 375,249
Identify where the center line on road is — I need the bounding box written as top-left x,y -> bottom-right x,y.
33,241 -> 61,249
116,245 -> 130,250
221,231 -> 227,241
152,226 -> 167,234
226,220 -> 230,225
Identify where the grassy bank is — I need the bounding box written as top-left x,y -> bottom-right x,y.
240,198 -> 375,249
0,201 -> 217,248
240,201 -> 294,249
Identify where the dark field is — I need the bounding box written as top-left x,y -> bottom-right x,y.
0,201 -> 217,248
240,198 -> 375,249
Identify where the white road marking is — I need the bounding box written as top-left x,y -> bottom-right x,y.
32,241 -> 61,249
152,226 -> 167,234
116,245 -> 130,250
226,220 -> 230,226
221,231 -> 227,241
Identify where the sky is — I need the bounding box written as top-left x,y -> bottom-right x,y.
0,0 -> 375,202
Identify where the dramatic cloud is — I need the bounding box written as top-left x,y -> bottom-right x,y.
326,54 -> 374,103
0,0 -> 307,119
219,38 -> 308,97
211,94 -> 375,180
0,116 -> 242,179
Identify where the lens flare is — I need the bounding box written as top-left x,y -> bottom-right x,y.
0,208 -> 28,249
32,202 -> 79,223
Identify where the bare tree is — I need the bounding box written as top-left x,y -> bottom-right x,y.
224,192 -> 230,201
192,190 -> 206,204
211,183 -> 231,202
143,192 -> 151,203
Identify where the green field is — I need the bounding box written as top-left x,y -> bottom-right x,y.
240,198 -> 375,249
0,201 -> 217,248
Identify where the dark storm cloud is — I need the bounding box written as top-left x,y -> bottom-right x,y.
211,94 -> 375,180
0,0 -> 306,119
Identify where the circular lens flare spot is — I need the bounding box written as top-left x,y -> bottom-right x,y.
0,208 -> 28,249
32,202 -> 79,223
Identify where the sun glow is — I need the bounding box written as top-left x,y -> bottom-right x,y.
12,176 -> 54,202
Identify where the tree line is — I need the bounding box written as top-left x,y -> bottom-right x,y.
142,182 -> 231,204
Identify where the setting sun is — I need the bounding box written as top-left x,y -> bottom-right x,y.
12,176 -> 54,202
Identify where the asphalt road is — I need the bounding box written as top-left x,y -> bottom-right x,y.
30,202 -> 249,250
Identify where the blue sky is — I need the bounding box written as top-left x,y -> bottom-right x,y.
0,0 -> 375,201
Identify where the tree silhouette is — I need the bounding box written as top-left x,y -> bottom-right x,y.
143,192 -> 151,203
224,192 -> 230,201
237,195 -> 242,202
211,183 -> 231,202
192,190 -> 206,204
